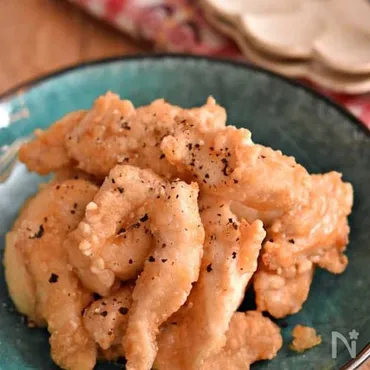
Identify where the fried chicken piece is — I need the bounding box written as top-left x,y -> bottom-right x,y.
155,197 -> 265,370
65,165 -> 163,296
252,172 -> 352,318
67,94 -> 225,180
254,263 -> 314,318
262,172 -> 353,273
124,181 -> 204,370
161,117 -> 311,213
290,325 -> 322,352
5,179 -> 98,370
4,231 -> 43,326
18,111 -> 86,175
201,311 -> 282,370
19,93 -> 226,180
83,284 -> 133,357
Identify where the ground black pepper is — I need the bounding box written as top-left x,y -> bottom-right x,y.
30,224 -> 44,239
119,307 -> 129,315
48,273 -> 59,283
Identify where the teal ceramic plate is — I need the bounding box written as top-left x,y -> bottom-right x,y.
0,55 -> 369,370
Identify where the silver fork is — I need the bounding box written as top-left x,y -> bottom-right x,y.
0,136 -> 31,183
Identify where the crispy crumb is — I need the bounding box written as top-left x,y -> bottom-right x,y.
290,325 -> 321,352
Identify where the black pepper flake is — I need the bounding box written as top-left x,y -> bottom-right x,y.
233,179 -> 239,184
209,146 -> 214,151
30,224 -> 44,239
148,256 -> 156,262
119,307 -> 129,315
195,143 -> 200,149
221,158 -> 229,176
100,311 -> 108,317
139,214 -> 148,223
206,263 -> 213,272
133,222 -> 140,228
161,259 -> 168,263
128,259 -> 133,264
101,301 -> 107,306
118,227 -> 126,235
187,143 -> 193,150
176,194 -> 179,199
117,187 -> 124,194
232,252 -> 237,259
70,210 -> 76,214
162,243 -> 166,248
228,218 -> 233,224
205,173 -> 210,179
111,178 -> 116,184
56,185 -> 60,190
261,155 -> 266,159
269,239 -> 274,243
73,203 -> 78,209
171,322 -> 178,325
288,239 -> 295,244
48,273 -> 59,284
43,217 -> 48,222
160,154 -> 165,159
121,122 -> 131,130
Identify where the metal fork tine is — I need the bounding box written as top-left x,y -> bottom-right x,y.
0,136 -> 32,183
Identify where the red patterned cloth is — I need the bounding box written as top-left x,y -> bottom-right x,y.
71,0 -> 370,129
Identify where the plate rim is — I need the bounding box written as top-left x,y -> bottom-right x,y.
0,53 -> 368,137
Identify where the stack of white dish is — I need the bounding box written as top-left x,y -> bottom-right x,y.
201,0 -> 370,93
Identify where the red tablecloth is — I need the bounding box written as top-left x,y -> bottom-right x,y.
72,0 -> 370,129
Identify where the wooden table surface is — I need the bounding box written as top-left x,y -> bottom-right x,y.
0,2 -> 369,369
0,0 -> 146,94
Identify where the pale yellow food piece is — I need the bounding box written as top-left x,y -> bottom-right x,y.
19,93 -> 226,181
83,284 -> 133,357
124,181 -> 204,370
18,111 -> 86,175
155,197 -> 265,370
161,116 -> 311,213
69,94 -> 224,180
201,311 -> 283,370
290,325 -> 322,352
6,179 -> 98,370
254,264 -> 314,319
262,172 -> 353,273
65,165 -> 163,296
4,232 -> 42,326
